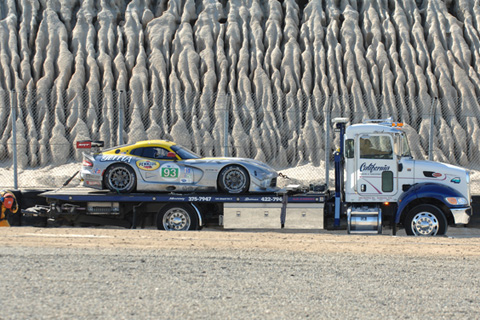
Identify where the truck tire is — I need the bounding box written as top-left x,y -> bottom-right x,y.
156,204 -> 199,231
104,164 -> 136,193
404,204 -> 447,236
218,165 -> 250,194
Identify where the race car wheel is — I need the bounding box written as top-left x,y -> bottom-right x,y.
404,204 -> 448,236
218,165 -> 250,194
104,164 -> 136,193
156,204 -> 199,231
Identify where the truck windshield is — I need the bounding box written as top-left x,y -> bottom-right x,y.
171,145 -> 201,159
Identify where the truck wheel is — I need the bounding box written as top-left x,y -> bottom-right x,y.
218,165 -> 250,194
104,164 -> 136,193
156,204 -> 199,231
404,204 -> 447,236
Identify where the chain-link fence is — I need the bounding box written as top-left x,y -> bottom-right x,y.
1,89 -> 480,193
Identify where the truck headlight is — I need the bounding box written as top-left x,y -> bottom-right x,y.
445,197 -> 468,206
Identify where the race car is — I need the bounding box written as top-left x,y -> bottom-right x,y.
79,140 -> 279,194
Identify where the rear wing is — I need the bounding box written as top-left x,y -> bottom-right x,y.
76,140 -> 104,153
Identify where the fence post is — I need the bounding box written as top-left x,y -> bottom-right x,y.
11,90 -> 18,189
223,95 -> 230,157
324,96 -> 331,188
428,97 -> 437,161
118,90 -> 124,145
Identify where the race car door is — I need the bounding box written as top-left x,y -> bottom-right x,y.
132,146 -> 195,185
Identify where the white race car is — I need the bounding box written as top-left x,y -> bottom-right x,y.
79,140 -> 278,194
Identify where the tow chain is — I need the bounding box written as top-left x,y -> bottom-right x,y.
278,172 -> 291,180
53,171 -> 79,192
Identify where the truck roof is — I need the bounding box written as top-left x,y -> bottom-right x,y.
345,123 -> 404,137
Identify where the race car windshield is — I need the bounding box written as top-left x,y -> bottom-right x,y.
171,145 -> 201,159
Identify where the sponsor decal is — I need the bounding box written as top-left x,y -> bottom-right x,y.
94,169 -> 102,174
214,197 -> 234,201
168,197 -> 186,201
86,181 -> 102,186
136,160 -> 160,171
160,163 -> 180,181
451,177 -> 461,184
360,163 -> 391,173
423,171 -> 446,179
292,197 -> 316,201
100,155 -> 132,163
183,168 -> 193,183
76,141 -> 91,149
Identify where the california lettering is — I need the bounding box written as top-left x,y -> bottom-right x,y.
360,162 -> 390,173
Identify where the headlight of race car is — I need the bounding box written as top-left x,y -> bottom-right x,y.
254,170 -> 267,178
260,179 -> 272,188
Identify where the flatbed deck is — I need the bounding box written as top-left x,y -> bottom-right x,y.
40,188 -> 328,204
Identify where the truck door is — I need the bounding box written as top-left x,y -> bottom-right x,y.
356,134 -> 398,197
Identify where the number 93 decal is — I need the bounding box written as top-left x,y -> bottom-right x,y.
160,163 -> 180,181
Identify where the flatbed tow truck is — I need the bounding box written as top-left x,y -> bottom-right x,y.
21,118 -> 472,236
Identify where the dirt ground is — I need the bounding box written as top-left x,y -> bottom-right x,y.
3,226 -> 480,257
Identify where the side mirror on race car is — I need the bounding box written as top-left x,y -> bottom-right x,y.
167,152 -> 177,159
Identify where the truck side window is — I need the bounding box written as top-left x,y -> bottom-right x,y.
345,139 -> 354,158
360,136 -> 393,159
382,171 -> 394,192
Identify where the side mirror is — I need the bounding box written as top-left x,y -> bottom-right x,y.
167,152 -> 177,159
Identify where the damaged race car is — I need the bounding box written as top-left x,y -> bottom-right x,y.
78,140 -> 278,194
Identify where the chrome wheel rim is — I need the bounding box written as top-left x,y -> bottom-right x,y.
163,208 -> 191,231
223,168 -> 246,192
411,212 -> 439,236
108,167 -> 133,191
